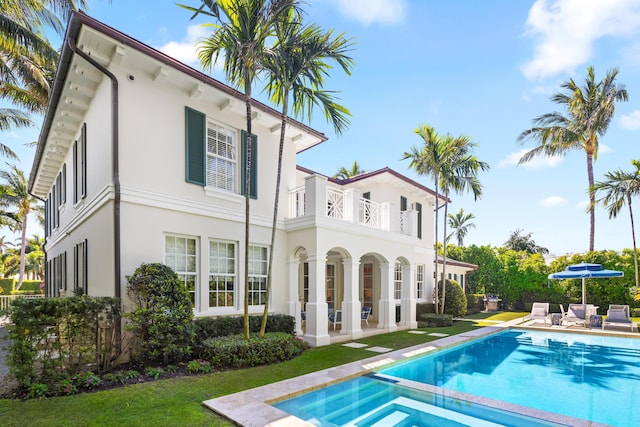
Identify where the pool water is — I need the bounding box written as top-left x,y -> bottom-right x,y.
274,329 -> 640,426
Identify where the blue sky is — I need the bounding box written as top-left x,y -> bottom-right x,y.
8,0 -> 640,256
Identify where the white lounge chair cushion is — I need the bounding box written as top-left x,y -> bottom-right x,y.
531,307 -> 547,316
607,309 -> 628,321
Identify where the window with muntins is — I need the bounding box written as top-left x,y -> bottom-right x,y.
185,107 -> 257,197
394,262 -> 402,299
165,235 -> 198,307
248,245 -> 268,305
416,264 -> 424,299
206,121 -> 237,191
208,239 -> 236,308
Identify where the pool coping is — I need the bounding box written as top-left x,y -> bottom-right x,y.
203,321 -> 618,426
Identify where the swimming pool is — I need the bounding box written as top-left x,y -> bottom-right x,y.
274,329 -> 640,426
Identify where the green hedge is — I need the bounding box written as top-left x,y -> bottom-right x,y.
418,313 -> 453,327
200,333 -> 306,369
467,294 -> 485,314
6,296 -> 121,390
0,279 -> 44,295
416,303 -> 435,321
192,314 -> 295,358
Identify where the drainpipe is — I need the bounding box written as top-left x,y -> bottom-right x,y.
67,37 -> 122,343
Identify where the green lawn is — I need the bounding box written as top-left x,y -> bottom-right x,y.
0,315 -> 512,427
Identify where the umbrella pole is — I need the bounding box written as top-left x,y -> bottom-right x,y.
582,278 -> 586,305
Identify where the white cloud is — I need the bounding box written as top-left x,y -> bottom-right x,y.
576,199 -> 590,210
521,0 -> 640,80
498,148 -> 563,169
328,0 -> 407,25
620,110 -> 640,130
155,25 -> 211,67
598,144 -> 612,154
540,196 -> 567,207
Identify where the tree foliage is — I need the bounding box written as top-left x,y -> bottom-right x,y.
125,263 -> 195,365
503,229 -> 549,255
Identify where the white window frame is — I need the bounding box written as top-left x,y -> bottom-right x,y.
416,264 -> 425,300
394,262 -> 402,300
164,234 -> 198,310
206,119 -> 238,193
208,239 -> 237,309
248,244 -> 268,306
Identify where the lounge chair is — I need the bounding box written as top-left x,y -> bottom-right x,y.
525,302 -> 549,325
328,310 -> 342,330
562,303 -> 587,326
603,305 -> 635,331
361,306 -> 372,326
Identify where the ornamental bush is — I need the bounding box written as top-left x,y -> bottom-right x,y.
125,263 -> 195,365
438,279 -> 467,318
200,333 -> 306,370
418,313 -> 453,327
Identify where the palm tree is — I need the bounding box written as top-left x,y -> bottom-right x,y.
518,66 -> 628,251
438,135 -> 488,313
0,164 -> 43,290
334,161 -> 363,179
402,125 -> 457,314
0,0 -> 88,156
593,160 -> 640,288
260,13 -> 354,335
447,208 -> 476,246
183,0 -> 299,339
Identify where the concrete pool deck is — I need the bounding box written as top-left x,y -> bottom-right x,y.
203,316 -> 624,426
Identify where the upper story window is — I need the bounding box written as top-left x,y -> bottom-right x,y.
206,121 -> 237,192
73,123 -> 87,204
185,107 -> 257,198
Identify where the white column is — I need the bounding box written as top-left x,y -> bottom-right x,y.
377,262 -> 397,331
401,263 -> 417,328
343,189 -> 360,225
341,258 -> 362,338
305,174 -> 327,218
303,255 -> 330,346
287,256 -> 303,336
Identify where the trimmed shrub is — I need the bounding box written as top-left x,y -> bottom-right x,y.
6,296 -> 120,390
201,333 -> 306,370
418,313 -> 453,327
125,263 -> 195,365
438,279 -> 467,317
416,303 -> 435,321
466,294 -> 485,314
192,314 -> 296,358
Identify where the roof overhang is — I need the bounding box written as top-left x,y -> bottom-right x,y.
29,11 -> 328,198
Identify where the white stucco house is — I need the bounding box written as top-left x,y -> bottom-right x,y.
29,12 -> 447,347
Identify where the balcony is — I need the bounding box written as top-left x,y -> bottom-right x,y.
288,174 -> 418,237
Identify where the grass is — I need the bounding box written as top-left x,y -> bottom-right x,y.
0,313 -> 513,427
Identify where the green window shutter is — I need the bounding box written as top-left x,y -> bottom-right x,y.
416,202 -> 422,239
400,196 -> 407,211
241,130 -> 258,199
185,107 -> 206,186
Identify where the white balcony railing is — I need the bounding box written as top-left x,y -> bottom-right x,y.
289,186 -> 305,218
326,188 -> 346,220
360,198 -> 381,228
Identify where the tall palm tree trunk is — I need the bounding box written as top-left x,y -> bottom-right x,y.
440,194 -> 449,314
587,153 -> 596,251
243,78 -> 253,340
260,96 -> 289,336
17,217 -> 28,290
628,195 -> 639,288
433,176 -> 440,315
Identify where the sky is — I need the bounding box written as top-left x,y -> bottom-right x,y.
6,0 -> 640,257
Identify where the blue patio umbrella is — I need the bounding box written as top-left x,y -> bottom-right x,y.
548,262 -> 624,304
